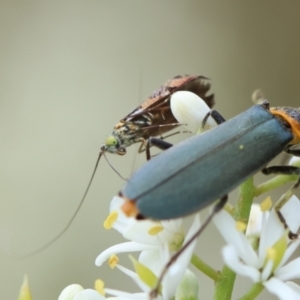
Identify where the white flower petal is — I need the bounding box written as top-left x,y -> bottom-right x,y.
95,242 -> 155,266
280,239 -> 300,267
161,218 -> 182,233
162,215 -> 200,300
246,204 -> 264,236
258,209 -> 285,265
123,220 -> 166,246
264,277 -> 300,300
289,156 -> 300,167
107,196 -> 136,234
160,243 -> 170,269
109,196 -> 125,211
280,195 -> 300,233
286,282 -> 300,293
116,264 -> 139,279
276,256 -> 300,281
116,265 -> 149,294
139,250 -> 163,276
105,288 -> 154,300
58,284 -> 84,300
261,260 -> 273,282
214,210 -> 258,267
73,289 -> 106,300
222,245 -> 260,282
170,91 -> 216,133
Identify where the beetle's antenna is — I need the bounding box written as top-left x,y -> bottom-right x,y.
6,152 -> 103,259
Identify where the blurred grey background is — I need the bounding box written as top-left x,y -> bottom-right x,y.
1,1 -> 300,299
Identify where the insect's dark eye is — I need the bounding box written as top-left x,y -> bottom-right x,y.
105,136 -> 118,147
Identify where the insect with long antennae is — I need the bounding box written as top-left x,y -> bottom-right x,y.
100,75 -> 215,162
14,75 -> 215,257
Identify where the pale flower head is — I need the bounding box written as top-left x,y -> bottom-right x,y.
96,196 -> 201,299
214,195 -> 300,300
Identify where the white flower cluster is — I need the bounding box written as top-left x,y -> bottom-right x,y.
214,196 -> 300,300
57,92 -> 300,300
59,195 -> 200,300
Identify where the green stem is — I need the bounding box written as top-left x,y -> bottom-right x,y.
213,266 -> 236,300
238,282 -> 264,300
213,178 -> 255,300
235,177 -> 255,223
255,174 -> 298,197
191,253 -> 219,281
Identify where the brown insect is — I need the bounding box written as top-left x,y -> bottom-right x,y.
101,75 -> 215,159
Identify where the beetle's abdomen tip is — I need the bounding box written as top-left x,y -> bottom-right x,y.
121,198 -> 140,217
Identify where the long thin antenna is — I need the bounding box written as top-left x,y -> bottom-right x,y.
103,153 -> 128,180
7,152 -> 103,259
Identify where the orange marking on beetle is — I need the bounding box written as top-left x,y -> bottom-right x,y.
121,199 -> 139,217
271,109 -> 300,144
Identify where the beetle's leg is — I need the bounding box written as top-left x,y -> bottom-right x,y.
285,145 -> 300,157
262,165 -> 300,239
140,110 -> 226,160
138,130 -> 191,153
210,110 -> 226,124
261,165 -> 300,197
262,166 -> 300,176
137,138 -> 173,160
149,195 -> 228,299
141,110 -> 226,161
201,110 -> 226,130
145,138 -> 173,161
137,139 -> 146,154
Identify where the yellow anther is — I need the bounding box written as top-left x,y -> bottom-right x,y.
266,247 -> 276,261
108,254 -> 119,269
94,279 -> 105,296
148,225 -> 164,236
239,144 -> 244,150
103,211 -> 118,229
264,235 -> 287,270
236,221 -> 247,232
260,196 -> 272,212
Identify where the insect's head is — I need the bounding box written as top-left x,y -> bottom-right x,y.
101,135 -> 127,155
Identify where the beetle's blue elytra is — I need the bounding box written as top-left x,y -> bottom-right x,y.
120,102 -> 300,220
